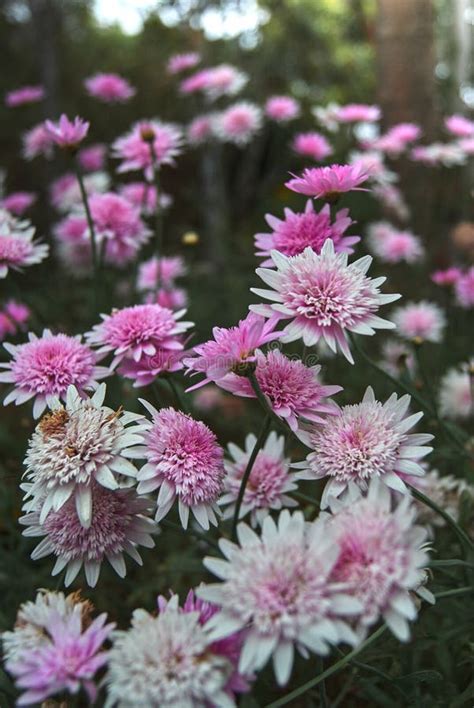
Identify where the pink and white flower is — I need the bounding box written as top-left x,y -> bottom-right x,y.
335,104 -> 381,123
187,113 -> 217,145
292,132 -> 332,161
392,301 -> 446,343
265,95 -> 300,123
45,114 -> 89,149
439,366 -> 472,420
445,114 -> 474,138
112,120 -> 183,178
1,192 -> 36,216
214,102 -> 262,146
119,182 -> 172,216
137,256 -> 186,291
286,164 -> 369,200
367,222 -> 424,264
167,52 -> 201,74
50,171 -> 110,213
0,209 -> 48,277
22,122 -> 54,160
84,73 -> 135,103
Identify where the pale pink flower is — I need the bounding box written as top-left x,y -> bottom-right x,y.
220,348 -> 341,431
112,120 -> 183,178
431,267 -> 461,286
137,404 -> 225,529
292,132 -> 332,161
77,143 -> 106,172
22,122 -> 54,160
187,113 -> 217,145
220,431 -> 298,526
5,85 -> 44,107
84,73 -> 135,102
119,182 -> 172,215
372,183 -> 410,221
86,303 -> 192,369
203,64 -> 248,100
215,102 -> 262,146
106,595 -> 236,707
198,510 -> 362,686
118,348 -> 185,388
0,210 -> 48,278
335,104 -> 381,123
179,69 -> 212,94
411,143 -> 466,167
439,366 -> 472,420
21,482 -> 156,587
167,52 -> 201,74
45,114 -> 89,149
286,164 -> 369,200
327,480 -> 432,641
184,312 -> 280,390
50,171 -> 110,213
3,591 -> 114,706
251,240 -> 399,363
367,222 -> 424,264
137,255 -> 186,291
457,137 -> 474,155
367,123 -> 421,156
392,301 -> 446,342
255,200 -> 359,266
312,102 -> 341,132
349,150 -> 391,182
411,469 -> 473,531
265,95 -> 300,123
54,214 -> 93,273
445,114 -> 474,138
1,192 -> 36,215
295,386 -> 433,507
455,267 -> 474,308
149,286 -> 188,311
22,384 -> 147,529
0,329 -> 108,418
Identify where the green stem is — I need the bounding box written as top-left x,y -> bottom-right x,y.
167,376 -> 190,414
429,559 -> 474,569
409,485 -> 474,553
149,149 -> 164,296
161,519 -> 220,550
317,657 -> 328,708
73,158 -> 99,310
231,415 -> 271,541
434,586 -> 473,599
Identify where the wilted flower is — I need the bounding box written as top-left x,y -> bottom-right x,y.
1,191 -> 36,216
137,404 -> 225,529
294,386 -> 433,507
84,73 -> 135,102
367,222 -> 424,264
455,267 -> 474,308
5,85 -> 44,107
292,132 -> 332,161
439,366 -> 472,420
251,240 -> 399,363
335,104 -> 381,123
77,143 -> 107,172
214,102 -> 262,146
22,122 -> 54,160
167,51 -> 201,74
286,164 -> 369,200
45,114 -> 89,150
265,95 -> 300,123
392,301 -> 446,343
0,209 -> 48,277
112,120 -> 183,178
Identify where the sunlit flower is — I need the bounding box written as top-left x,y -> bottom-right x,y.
445,114 -> 474,138
198,510 -> 361,686
431,267 -> 461,287
184,312 -> 280,390
1,192 -> 36,216
367,222 -> 424,264
22,122 -> 54,160
392,301 -> 446,343
286,164 -> 369,200
112,120 -> 183,178
214,102 -> 262,146
220,431 -> 297,526
265,95 -> 300,123
137,256 -> 186,291
0,329 -> 108,418
294,386 -> 433,507
0,209 -> 48,278
22,385 -> 146,528
167,51 -> 201,74
251,240 -> 399,363
455,267 -> 474,308
84,73 -> 135,102
255,200 -> 359,266
137,404 -> 224,529
106,595 -> 236,707
5,85 -> 44,107
292,132 -> 332,161
45,114 -> 89,150
77,144 -> 107,172
335,104 -> 381,123
439,366 -> 472,420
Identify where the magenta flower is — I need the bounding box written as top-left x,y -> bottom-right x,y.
45,114 -> 89,149
251,240 -> 399,363
5,85 -> 44,107
335,103 -> 381,123
286,163 -> 370,200
184,312 -> 280,390
255,200 -> 359,266
77,143 -> 106,172
265,95 -> 300,123
180,69 -> 212,94
215,102 -> 263,146
455,267 -> 474,308
392,301 -> 446,343
137,255 -> 186,291
431,268 -> 461,287
220,349 -> 341,431
112,120 -> 183,178
445,114 -> 474,138
0,210 -> 48,278
295,386 -> 433,508
84,73 -> 135,102
22,122 -> 54,160
118,348 -> 185,388
367,222 -> 424,264
149,286 -> 187,311
4,300 -> 30,326
137,405 -> 224,529
1,192 -> 36,216
86,303 -> 192,369
292,132 -> 333,161
167,51 -> 201,74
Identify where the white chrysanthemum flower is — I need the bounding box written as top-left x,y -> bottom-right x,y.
439,367 -> 472,420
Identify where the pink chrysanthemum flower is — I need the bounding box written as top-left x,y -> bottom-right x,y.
4,300 -> 30,326
77,143 -> 106,172
295,386 -> 433,507
45,114 -> 89,149
251,240 -> 399,363
411,142 -> 466,167
392,301 -> 446,343
220,348 -> 341,431
149,286 -> 188,311
0,329 -> 108,417
5,85 -> 44,107
444,114 -> 474,138
286,163 -> 370,201
137,255 -> 186,291
292,132 -> 333,161
265,95 -> 300,123
215,102 -> 263,146
439,366 -> 472,420
22,122 -> 54,160
106,595 -> 236,707
327,480 -> 432,641
220,431 -> 298,526
183,312 -> 280,390
335,103 -> 381,123
431,267 -> 461,286
3,590 -> 114,706
1,192 -> 36,216
86,303 -> 192,369
198,510 -> 362,686
0,209 -> 48,278
255,200 -> 359,266
455,267 -> 474,308
118,348 -> 185,388
179,69 -> 212,94
137,404 -> 224,529
84,73 -> 135,102
367,222 -> 424,264
187,113 -> 217,145
112,120 -> 183,178
202,64 -> 248,100
22,385 -> 147,528
167,51 -> 201,74
368,123 -> 421,156
119,181 -> 172,215
21,481 -> 156,587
